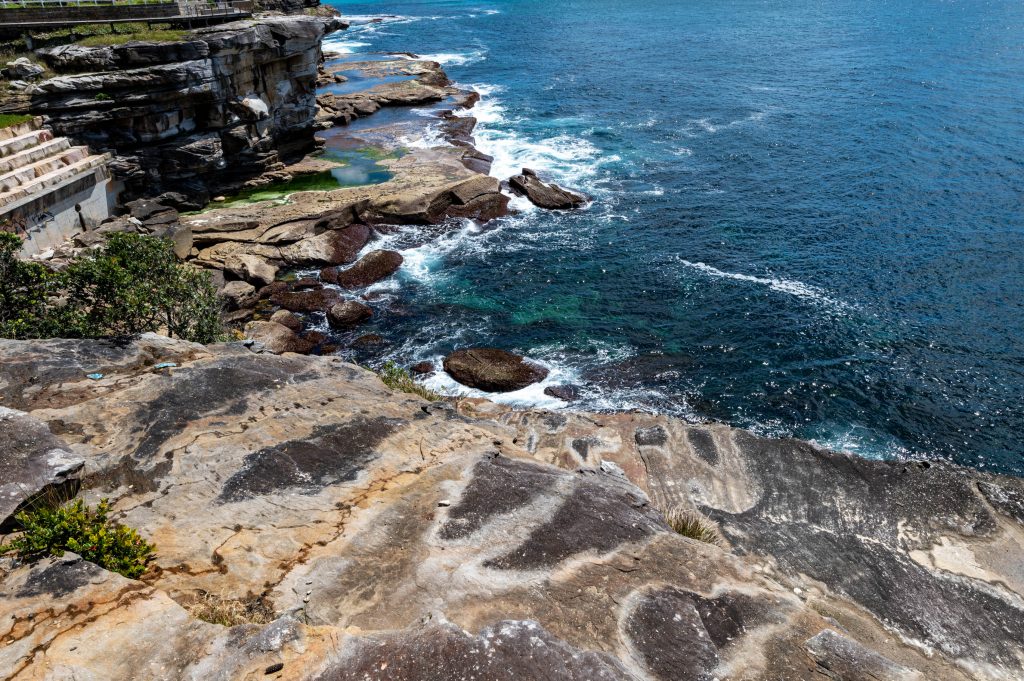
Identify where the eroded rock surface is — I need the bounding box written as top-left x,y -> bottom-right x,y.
0,336 -> 1020,680
508,168 -> 588,210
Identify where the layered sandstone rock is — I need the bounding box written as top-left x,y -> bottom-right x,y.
28,16 -> 346,202
2,335 -> 1020,680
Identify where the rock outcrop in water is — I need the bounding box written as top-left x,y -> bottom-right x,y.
20,16 -> 345,202
508,168 -> 588,210
3,335 -> 1019,681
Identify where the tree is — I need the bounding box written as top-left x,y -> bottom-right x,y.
58,232 -> 223,343
0,232 -> 57,339
0,231 -> 223,343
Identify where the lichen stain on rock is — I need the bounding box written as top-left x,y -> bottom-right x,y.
438,455 -> 562,541
218,417 -> 400,503
485,475 -> 665,570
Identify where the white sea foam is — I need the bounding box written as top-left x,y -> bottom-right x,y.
416,49 -> 487,67
322,37 -> 371,55
679,259 -> 853,311
420,356 -> 580,410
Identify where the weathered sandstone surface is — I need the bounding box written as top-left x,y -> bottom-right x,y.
1,335 -> 1022,680
22,16 -> 346,202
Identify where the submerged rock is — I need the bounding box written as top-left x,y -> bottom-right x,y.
508,168 -> 588,210
321,249 -> 403,289
544,384 -> 581,401
444,348 -> 549,392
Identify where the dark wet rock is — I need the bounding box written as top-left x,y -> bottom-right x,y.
804,630 -> 923,680
410,361 -> 435,375
439,456 -> 562,541
634,425 -> 668,447
324,223 -> 371,265
218,419 -> 399,503
486,474 -> 664,570
315,620 -> 633,681
508,168 -> 588,210
11,553 -> 103,599
291,277 -> 321,291
443,348 -> 549,393
544,384 -> 580,401
269,309 -> 303,332
320,249 -> 403,289
327,301 -> 373,328
269,287 -> 343,313
625,587 -> 719,681
0,408 -> 84,531
244,321 -> 316,355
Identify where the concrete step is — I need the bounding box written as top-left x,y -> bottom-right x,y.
0,146 -> 89,193
0,152 -> 107,210
0,117 -> 42,143
0,129 -> 54,159
0,137 -> 72,175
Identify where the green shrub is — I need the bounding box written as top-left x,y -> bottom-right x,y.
0,231 -> 223,343
0,231 -> 58,339
77,29 -> 188,47
0,113 -> 33,129
664,507 -> 723,546
378,360 -> 441,401
0,499 -> 155,579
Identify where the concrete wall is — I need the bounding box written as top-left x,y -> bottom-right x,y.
14,167 -> 115,256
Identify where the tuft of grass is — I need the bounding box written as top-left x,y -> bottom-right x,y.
378,360 -> 441,401
0,499 -> 155,578
664,507 -> 723,546
185,591 -> 275,627
0,113 -> 33,129
77,28 -> 188,47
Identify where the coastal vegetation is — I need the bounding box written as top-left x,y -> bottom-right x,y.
0,113 -> 32,128
0,499 -> 155,579
0,231 -> 222,342
378,360 -> 441,401
77,28 -> 188,47
664,507 -> 723,546
185,592 -> 276,627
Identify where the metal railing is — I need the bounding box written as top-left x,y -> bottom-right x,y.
0,0 -> 174,7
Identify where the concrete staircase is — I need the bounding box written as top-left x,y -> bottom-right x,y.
0,117 -> 114,255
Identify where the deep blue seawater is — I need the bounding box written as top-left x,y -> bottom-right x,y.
327,0 -> 1024,475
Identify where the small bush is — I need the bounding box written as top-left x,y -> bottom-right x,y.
0,499 -> 155,579
77,29 -> 189,47
379,360 -> 441,401
665,507 -> 723,546
185,591 -> 275,627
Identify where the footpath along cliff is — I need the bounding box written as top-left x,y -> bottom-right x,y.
1,335 -> 1023,681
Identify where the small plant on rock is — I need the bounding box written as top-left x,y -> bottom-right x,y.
0,499 -> 155,579
378,360 -> 441,401
664,507 -> 723,546
185,591 -> 275,626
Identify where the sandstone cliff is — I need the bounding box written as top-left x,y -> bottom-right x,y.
21,16 -> 345,203
1,335 -> 1021,680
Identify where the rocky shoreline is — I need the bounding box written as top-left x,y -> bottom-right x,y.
3,13 -> 1024,681
1,334 -> 1023,680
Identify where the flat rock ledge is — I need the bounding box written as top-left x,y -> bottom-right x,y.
0,335 -> 1022,681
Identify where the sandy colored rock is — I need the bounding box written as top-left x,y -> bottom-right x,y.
321,249 -> 403,289
327,300 -> 373,328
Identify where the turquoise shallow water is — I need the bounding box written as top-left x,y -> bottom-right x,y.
327,0 -> 1024,475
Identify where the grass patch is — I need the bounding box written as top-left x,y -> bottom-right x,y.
77,29 -> 188,47
0,113 -> 32,129
664,507 -> 723,546
379,360 -> 441,401
0,499 -> 155,578
185,591 -> 275,627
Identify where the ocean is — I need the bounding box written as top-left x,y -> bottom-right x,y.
326,0 -> 1024,475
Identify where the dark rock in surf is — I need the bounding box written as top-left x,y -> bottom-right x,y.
327,301 -> 373,328
544,384 -> 581,402
444,348 -> 549,393
321,250 -> 403,289
508,168 -> 588,210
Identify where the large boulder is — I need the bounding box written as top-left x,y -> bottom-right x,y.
508,168 -> 588,210
220,280 -> 257,311
278,224 -> 372,267
2,57 -> 44,81
243,321 -> 315,355
443,348 -> 549,393
224,254 -> 278,287
321,249 -> 403,289
0,408 -> 84,531
327,301 -> 373,328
